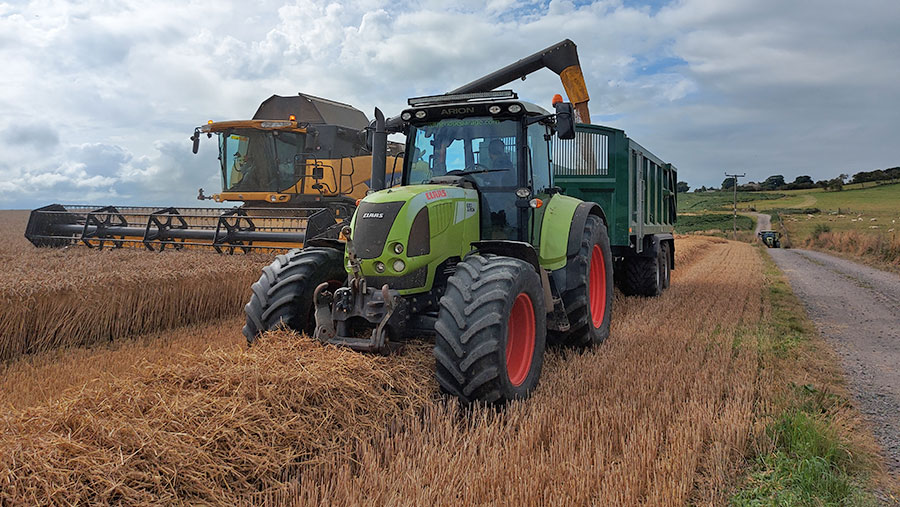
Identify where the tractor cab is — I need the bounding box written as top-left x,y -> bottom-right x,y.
400,90 -> 561,242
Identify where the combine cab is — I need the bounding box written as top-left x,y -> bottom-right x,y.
25,94 -> 403,252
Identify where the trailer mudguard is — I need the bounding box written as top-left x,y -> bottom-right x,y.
636,233 -> 673,259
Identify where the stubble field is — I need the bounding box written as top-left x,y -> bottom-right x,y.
0,217 -> 783,504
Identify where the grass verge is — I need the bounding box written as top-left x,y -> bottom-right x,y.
731,247 -> 896,504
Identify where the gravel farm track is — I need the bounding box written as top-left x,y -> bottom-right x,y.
769,245 -> 900,473
752,211 -> 900,473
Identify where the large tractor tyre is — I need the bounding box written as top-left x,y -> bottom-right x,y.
659,242 -> 671,290
242,247 -> 346,344
549,214 -> 614,348
620,252 -> 662,297
434,254 -> 547,404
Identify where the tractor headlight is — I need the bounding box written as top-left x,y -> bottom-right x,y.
488,105 -> 502,114
401,112 -> 412,121
392,259 -> 406,272
415,110 -> 426,119
374,261 -> 386,273
508,104 -> 522,113
392,242 -> 404,254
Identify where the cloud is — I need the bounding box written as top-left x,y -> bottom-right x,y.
1,0 -> 898,208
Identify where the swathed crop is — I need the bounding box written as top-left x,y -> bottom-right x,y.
1,236 -> 771,504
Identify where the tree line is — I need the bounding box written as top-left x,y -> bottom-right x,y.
676,166 -> 899,193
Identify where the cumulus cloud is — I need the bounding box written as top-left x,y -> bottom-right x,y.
0,0 -> 897,208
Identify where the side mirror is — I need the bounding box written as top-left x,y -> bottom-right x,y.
554,102 -> 576,140
191,128 -> 201,154
364,122 -> 375,152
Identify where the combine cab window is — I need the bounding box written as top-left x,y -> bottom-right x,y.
218,130 -> 304,192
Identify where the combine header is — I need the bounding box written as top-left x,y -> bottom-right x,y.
24,204 -> 337,252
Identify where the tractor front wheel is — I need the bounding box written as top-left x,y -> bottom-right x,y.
242,247 -> 345,344
434,254 -> 546,404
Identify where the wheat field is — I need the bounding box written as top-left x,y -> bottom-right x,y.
0,211 -> 270,362
0,235 -> 772,504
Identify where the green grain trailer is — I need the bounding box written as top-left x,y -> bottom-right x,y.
552,124 -> 676,296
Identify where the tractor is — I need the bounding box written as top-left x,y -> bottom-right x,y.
759,230 -> 782,248
244,90 -> 614,404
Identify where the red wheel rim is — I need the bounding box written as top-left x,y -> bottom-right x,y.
589,244 -> 607,328
506,293 -> 535,387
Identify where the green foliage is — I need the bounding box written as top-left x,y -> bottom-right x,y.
676,181 -> 690,193
722,177 -> 736,190
812,223 -> 832,239
677,191 -> 784,212
675,213 -> 753,233
762,175 -> 786,190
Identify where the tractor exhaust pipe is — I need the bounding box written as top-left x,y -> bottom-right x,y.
371,107 -> 387,192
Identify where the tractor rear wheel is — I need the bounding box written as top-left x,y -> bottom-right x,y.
549,214 -> 613,348
620,252 -> 662,297
434,254 -> 546,404
242,247 -> 345,344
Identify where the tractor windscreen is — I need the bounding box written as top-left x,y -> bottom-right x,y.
406,117 -> 518,189
218,129 -> 306,192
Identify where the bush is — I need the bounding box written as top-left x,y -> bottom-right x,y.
812,223 -> 831,239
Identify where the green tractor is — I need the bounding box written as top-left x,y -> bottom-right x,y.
243,90 -> 615,404
759,230 -> 782,248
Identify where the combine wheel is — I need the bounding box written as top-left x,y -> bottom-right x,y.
434,254 -> 546,404
243,247 -> 345,344
549,214 -> 613,348
620,252 -> 662,297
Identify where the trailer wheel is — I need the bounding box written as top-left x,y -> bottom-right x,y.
434,254 -> 546,404
659,242 -> 671,290
243,247 -> 345,344
621,253 -> 662,297
549,214 -> 613,348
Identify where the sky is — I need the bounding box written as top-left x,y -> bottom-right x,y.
1,0 -> 899,208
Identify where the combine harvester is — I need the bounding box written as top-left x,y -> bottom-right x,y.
24,94 -> 402,252
243,40 -> 678,404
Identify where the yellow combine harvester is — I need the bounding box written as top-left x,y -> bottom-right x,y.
25,94 -> 403,252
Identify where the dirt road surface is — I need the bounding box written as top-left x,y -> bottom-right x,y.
769,248 -> 900,472
752,212 -> 771,234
